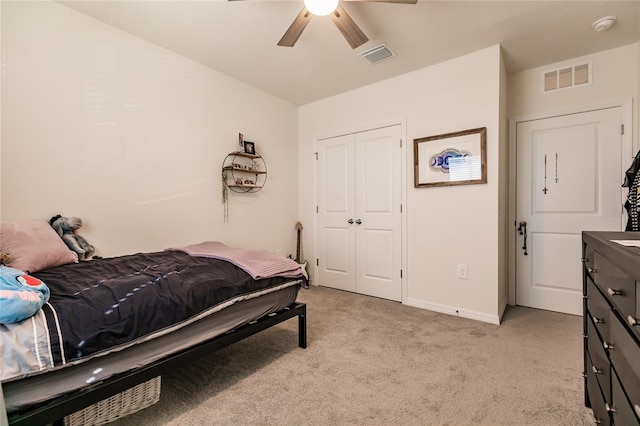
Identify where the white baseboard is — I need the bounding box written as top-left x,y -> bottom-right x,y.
404,298 -> 501,325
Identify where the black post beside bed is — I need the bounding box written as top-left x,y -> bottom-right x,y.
6,303 -> 307,426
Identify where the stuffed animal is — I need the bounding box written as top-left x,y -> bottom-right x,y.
0,265 -> 50,324
49,215 -> 95,261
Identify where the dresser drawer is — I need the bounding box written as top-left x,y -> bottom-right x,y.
609,311 -> 640,416
587,353 -> 611,425
588,279 -> 611,342
611,370 -> 640,425
593,251 -> 637,322
629,284 -> 640,342
584,244 -> 595,278
587,316 -> 611,403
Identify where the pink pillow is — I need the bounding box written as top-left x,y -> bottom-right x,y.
0,220 -> 77,273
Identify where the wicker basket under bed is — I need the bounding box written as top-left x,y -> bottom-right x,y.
63,376 -> 161,426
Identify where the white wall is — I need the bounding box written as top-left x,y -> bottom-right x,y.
508,43 -> 639,155
498,50 -> 509,313
299,46 -> 505,324
1,1 -> 300,257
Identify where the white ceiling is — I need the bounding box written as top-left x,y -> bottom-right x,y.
59,0 -> 640,106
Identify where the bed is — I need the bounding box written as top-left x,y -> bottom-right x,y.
0,221 -> 308,425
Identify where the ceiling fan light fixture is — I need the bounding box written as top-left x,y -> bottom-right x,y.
304,0 -> 339,16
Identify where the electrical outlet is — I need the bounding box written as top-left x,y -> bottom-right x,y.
457,264 -> 468,280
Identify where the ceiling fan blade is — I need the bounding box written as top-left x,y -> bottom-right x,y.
330,4 -> 369,49
278,7 -> 313,47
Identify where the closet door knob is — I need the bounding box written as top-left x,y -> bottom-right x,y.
607,288 -> 622,296
629,315 -> 638,326
588,268 -> 597,274
355,219 -> 362,224
348,219 -> 354,224
592,366 -> 602,375
592,316 -> 604,324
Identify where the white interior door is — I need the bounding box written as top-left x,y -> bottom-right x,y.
317,125 -> 402,301
317,134 -> 356,293
354,127 -> 402,301
515,107 -> 625,315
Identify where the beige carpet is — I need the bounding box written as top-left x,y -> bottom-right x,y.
111,285 -> 594,425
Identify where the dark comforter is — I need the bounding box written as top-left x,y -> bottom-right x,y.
20,250 -> 302,371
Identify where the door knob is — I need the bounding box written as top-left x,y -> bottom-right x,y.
356,219 -> 362,224
348,219 -> 354,224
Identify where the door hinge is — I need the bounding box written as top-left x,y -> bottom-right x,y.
316,259 -> 319,266
621,124 -> 625,135
400,138 -> 402,148
400,269 -> 403,278
316,206 -> 318,213
400,204 -> 403,213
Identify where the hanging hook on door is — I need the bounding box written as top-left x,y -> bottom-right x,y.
517,221 -> 528,255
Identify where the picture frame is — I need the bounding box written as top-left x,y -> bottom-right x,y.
244,141 -> 255,155
413,127 -> 487,188
238,132 -> 244,149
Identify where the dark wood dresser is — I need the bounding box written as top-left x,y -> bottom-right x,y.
582,231 -> 640,425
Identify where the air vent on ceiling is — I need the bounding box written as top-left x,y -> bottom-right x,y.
542,62 -> 591,93
360,43 -> 395,64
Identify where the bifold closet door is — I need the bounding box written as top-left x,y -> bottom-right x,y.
317,125 -> 402,301
317,134 -> 357,293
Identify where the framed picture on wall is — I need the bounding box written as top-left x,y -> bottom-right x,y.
413,127 -> 487,188
244,141 -> 255,155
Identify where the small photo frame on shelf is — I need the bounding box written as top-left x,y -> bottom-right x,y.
413,127 -> 487,188
244,141 -> 255,155
238,133 -> 244,149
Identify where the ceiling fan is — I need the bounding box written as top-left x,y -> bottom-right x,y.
231,0 -> 417,49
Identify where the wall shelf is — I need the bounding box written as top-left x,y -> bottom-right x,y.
222,151 -> 267,193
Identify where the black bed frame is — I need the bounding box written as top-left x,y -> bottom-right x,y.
6,302 -> 307,426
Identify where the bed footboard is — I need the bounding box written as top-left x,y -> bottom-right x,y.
5,302 -> 307,426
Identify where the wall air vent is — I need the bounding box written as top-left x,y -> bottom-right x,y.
542,62 -> 591,93
360,43 -> 395,64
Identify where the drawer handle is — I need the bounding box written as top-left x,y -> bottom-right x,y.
592,365 -> 602,375
629,315 -> 638,326
607,288 -> 622,296
603,341 -> 614,350
592,316 -> 604,324
605,403 -> 616,413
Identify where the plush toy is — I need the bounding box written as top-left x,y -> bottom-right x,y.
49,215 -> 95,261
0,265 -> 50,324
